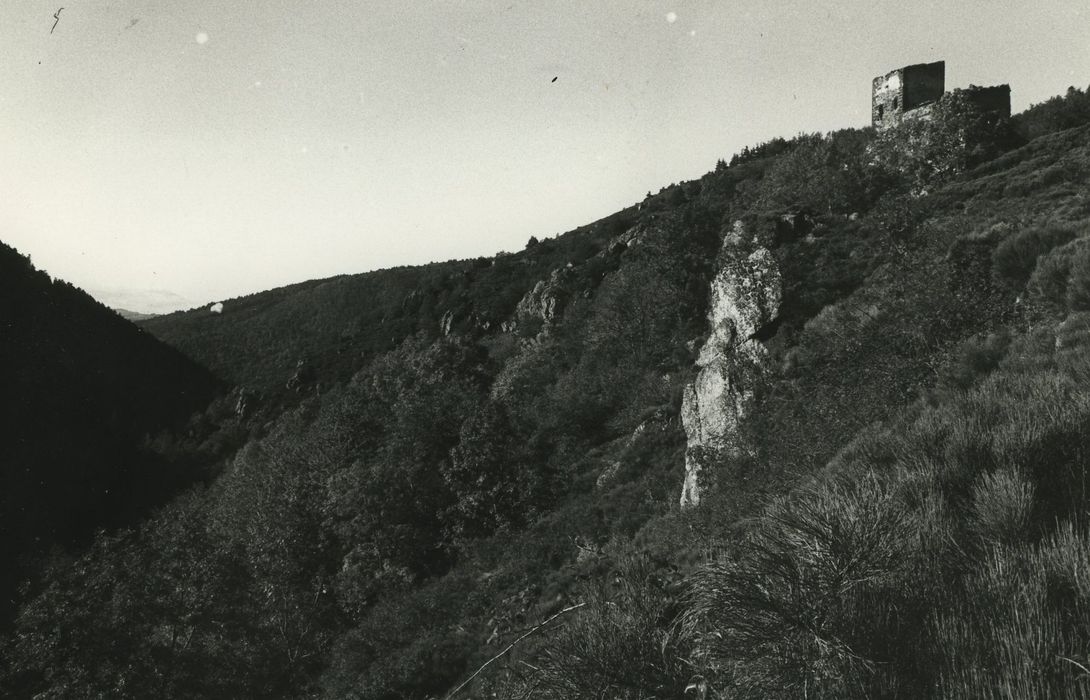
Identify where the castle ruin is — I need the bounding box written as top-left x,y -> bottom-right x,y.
872,60 -> 1010,130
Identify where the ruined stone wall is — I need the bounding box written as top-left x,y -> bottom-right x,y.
872,68 -> 904,129
872,60 -> 945,130
964,84 -> 1011,119
901,102 -> 936,125
902,61 -> 946,110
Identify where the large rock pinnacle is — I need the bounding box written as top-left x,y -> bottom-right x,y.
680,230 -> 781,507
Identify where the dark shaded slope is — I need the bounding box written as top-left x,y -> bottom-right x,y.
0,242 -> 224,624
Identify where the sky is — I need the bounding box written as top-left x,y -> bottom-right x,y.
1,1 -> 1089,313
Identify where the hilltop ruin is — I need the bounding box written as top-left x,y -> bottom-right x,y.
872,60 -> 1010,129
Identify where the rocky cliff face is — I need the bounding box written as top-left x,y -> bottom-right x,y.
680,224 -> 781,506
515,266 -> 572,331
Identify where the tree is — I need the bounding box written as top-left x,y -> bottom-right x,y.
441,402 -> 549,539
3,493 -> 256,699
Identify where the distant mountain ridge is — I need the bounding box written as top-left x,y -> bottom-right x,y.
115,308 -> 159,321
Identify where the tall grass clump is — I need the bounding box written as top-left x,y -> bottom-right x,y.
496,550 -> 694,699
683,474 -> 913,699
931,524 -> 1090,699
968,467 -> 1035,547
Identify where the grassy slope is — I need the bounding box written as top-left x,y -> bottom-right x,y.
742,125 -> 1090,512
520,124 -> 1090,697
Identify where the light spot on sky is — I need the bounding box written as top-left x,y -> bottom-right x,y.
665,12 -> 677,23
690,29 -> 697,37
209,302 -> 224,314
195,32 -> 209,44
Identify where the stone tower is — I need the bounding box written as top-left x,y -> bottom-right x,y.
872,61 -> 946,129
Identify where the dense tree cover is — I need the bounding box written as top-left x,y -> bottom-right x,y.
0,244 -> 224,628
139,206 -> 640,405
4,90 -> 1090,698
1015,84 -> 1090,142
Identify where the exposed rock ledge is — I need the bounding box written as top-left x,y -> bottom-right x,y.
680,225 -> 781,507
515,266 -> 572,331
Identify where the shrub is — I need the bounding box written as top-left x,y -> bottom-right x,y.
1066,245 -> 1090,312
969,468 -> 1035,547
757,130 -> 885,216
1031,246 -> 1080,307
1027,236 -> 1090,309
937,331 -> 1011,391
993,223 -> 1078,284
498,549 -> 693,699
930,525 -> 1090,699
788,297 -> 882,369
441,401 -> 553,540
684,474 -> 911,699
1055,314 -> 1090,386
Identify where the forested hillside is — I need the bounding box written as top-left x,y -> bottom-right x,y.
3,86 -> 1090,698
139,206 -> 639,402
0,244 -> 224,627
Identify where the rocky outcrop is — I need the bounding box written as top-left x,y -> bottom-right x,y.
680,225 -> 781,507
776,212 -> 816,242
286,359 -> 316,393
515,266 -> 572,330
233,387 -> 256,418
596,408 -> 671,490
606,225 -> 646,254
507,225 -> 644,335
439,310 -> 455,336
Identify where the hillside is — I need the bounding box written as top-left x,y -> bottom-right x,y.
139,206 -> 639,402
0,243 -> 225,626
3,86 -> 1090,698
115,309 -> 159,322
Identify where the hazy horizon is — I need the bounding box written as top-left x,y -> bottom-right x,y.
3,0 -> 1089,313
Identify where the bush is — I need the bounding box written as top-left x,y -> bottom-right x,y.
684,474 -> 911,699
756,130 -> 886,216
1066,245 -> 1090,312
930,525 -> 1090,699
1027,236 -> 1090,309
1031,247 -> 1080,307
993,223 -> 1078,284
786,297 -> 882,370
937,331 -> 1010,391
969,468 -> 1035,547
498,550 -> 693,699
